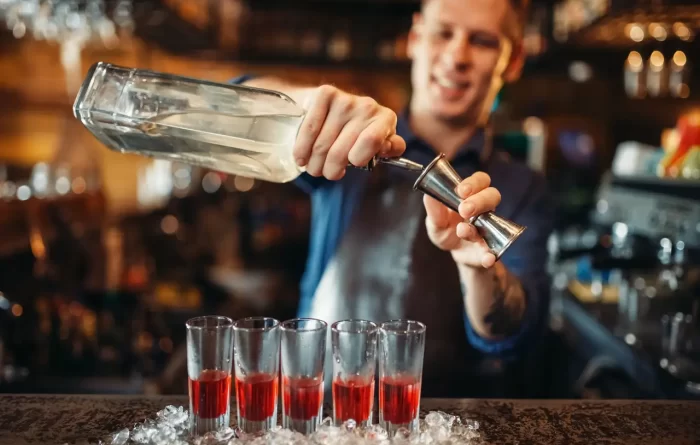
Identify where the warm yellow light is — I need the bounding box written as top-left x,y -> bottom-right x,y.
649,23 -> 667,41
673,51 -> 687,67
650,51 -> 664,69
627,51 -> 643,70
673,22 -> 691,41
626,23 -> 644,42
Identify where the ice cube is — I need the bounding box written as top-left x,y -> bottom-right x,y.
410,431 -> 434,444
425,411 -> 459,431
342,419 -> 357,433
425,412 -> 444,428
156,405 -> 189,429
438,411 -> 458,429
198,431 -> 226,445
151,430 -> 174,445
110,428 -> 129,445
364,424 -> 388,441
428,425 -> 450,442
451,424 -> 480,442
130,424 -> 156,444
103,407 -> 485,445
311,423 -> 342,443
394,427 -> 411,440
215,427 -> 236,442
464,419 -> 480,430
148,422 -> 181,445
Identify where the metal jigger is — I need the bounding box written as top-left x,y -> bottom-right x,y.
413,153 -> 527,260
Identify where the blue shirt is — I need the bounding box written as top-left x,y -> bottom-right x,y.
230,75 -> 553,361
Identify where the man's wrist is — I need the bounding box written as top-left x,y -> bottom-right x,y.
458,260 -> 527,339
456,261 -> 488,285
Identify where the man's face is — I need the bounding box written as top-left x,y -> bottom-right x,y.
407,0 -> 522,124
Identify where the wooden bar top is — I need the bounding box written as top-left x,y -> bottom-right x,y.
0,394 -> 698,444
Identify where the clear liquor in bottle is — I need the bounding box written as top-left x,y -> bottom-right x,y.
74,62 -> 306,183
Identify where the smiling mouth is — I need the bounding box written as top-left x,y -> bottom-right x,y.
432,73 -> 470,90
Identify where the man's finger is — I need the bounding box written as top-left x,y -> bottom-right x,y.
293,87 -> 333,166
423,195 -> 451,229
348,119 -> 392,167
456,222 -> 481,242
458,187 -> 501,219
481,252 -> 497,268
305,106 -> 348,176
382,133 -> 407,157
323,121 -> 363,179
457,171 -> 491,198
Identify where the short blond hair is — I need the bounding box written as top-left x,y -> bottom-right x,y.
506,0 -> 530,41
420,0 -> 530,42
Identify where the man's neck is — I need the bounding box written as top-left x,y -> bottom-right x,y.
408,108 -> 478,161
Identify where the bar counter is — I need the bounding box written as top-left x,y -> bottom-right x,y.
1,395 -> 699,444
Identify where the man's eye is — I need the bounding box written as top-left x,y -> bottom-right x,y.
432,29 -> 452,40
471,35 -> 500,48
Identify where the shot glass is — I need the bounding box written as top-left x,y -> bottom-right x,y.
331,319 -> 378,427
233,317 -> 280,434
378,319 -> 426,435
280,318 -> 328,434
186,316 -> 234,437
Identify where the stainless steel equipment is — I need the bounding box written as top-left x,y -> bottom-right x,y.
414,153 -> 527,260
592,173 -> 700,249
591,173 -> 700,393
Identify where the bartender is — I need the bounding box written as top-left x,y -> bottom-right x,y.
231,0 -> 553,397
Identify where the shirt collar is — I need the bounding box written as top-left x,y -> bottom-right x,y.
395,109 -> 488,168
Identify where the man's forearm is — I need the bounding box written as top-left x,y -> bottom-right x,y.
458,262 -> 526,340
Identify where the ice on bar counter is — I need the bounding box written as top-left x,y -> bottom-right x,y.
103,405 -> 481,445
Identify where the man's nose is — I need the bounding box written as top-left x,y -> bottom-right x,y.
441,36 -> 472,71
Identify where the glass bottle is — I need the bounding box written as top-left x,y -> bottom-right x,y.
73,62 -> 307,183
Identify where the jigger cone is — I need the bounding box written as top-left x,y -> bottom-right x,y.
413,153 -> 526,260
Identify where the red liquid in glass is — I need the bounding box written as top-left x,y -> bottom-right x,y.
283,376 -> 323,420
332,376 -> 374,422
188,369 -> 232,419
379,375 -> 421,424
235,372 -> 278,421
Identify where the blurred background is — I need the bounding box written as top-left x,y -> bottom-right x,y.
0,0 -> 699,400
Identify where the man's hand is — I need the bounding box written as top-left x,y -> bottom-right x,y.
424,172 -> 527,340
289,85 -> 407,180
424,171 -> 501,268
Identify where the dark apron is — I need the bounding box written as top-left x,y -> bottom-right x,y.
306,162 -> 503,399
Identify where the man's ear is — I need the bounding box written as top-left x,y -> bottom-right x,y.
502,41 -> 525,83
407,12 -> 423,60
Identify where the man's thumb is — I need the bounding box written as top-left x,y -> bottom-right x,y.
423,195 -> 451,230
